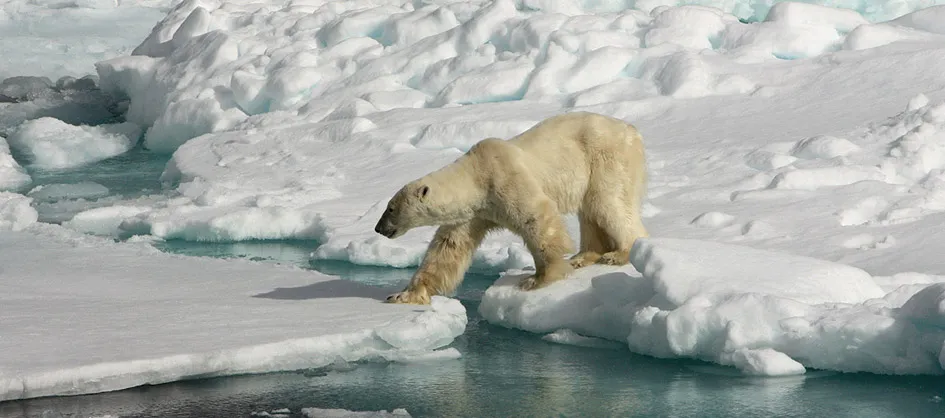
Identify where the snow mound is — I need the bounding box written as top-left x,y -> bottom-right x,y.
0,137 -> 30,191
481,238 -> 945,376
790,135 -> 861,159
7,117 -> 140,169
0,192 -> 37,231
631,238 -> 883,304
0,226 -> 467,402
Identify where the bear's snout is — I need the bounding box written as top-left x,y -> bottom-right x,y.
374,217 -> 397,238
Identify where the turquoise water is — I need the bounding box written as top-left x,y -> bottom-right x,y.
25,145 -> 169,199
4,145 -> 945,418
21,146 -> 171,223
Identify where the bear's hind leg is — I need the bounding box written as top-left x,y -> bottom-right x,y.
569,213 -> 606,269
587,196 -> 641,266
387,218 -> 496,304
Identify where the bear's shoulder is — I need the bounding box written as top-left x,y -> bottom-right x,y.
467,137 -> 516,158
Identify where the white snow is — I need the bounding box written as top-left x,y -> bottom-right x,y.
480,238 -> 945,376
0,224 -> 466,402
7,117 -> 141,169
4,0 -> 945,399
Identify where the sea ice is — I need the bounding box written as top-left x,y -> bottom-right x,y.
0,225 -> 466,402
480,238 -> 945,376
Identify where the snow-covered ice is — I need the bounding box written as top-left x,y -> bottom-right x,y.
0,223 -> 466,402
481,238 -> 945,376
76,0 -> 945,272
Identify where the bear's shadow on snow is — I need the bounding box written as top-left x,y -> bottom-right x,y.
252,279 -> 399,302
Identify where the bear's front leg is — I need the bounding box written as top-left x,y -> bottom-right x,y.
385,219 -> 495,305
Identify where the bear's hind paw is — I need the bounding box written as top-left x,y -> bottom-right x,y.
569,252 -> 601,269
385,290 -> 432,305
517,263 -> 572,291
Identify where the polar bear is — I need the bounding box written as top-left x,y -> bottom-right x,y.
374,111 -> 649,304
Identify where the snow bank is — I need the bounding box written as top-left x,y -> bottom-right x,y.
7,117 -> 141,169
0,137 -> 30,191
481,238 -> 945,376
0,225 -> 466,402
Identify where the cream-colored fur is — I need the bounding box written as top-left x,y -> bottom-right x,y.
373,111 -> 649,304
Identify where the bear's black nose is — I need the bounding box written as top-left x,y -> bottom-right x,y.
374,225 -> 381,234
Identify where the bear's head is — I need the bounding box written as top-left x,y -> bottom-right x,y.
374,181 -> 430,239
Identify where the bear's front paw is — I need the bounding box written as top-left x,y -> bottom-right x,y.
598,250 -> 630,266
385,290 -> 432,305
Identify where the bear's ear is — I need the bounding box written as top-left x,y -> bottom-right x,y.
417,185 -> 429,199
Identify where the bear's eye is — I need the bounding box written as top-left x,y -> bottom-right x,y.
387,207 -> 394,214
